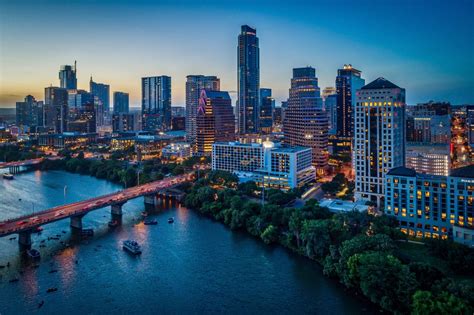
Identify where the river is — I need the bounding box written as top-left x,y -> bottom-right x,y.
0,170 -> 376,314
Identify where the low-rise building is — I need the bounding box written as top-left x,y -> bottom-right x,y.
319,198 -> 372,213
38,132 -> 97,149
161,142 -> 192,160
212,141 -> 315,190
385,165 -> 474,246
405,145 -> 450,176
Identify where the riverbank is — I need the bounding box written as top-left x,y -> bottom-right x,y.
0,170 -> 375,314
183,172 -> 474,314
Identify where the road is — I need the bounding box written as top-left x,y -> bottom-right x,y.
0,172 -> 194,237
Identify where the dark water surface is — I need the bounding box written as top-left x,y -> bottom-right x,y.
0,170 -> 376,314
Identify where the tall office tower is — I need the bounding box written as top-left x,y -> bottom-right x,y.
335,65 -> 365,154
142,76 -> 172,132
237,25 -> 260,134
354,77 -> 406,207
59,61 -> 77,90
90,77 -> 110,113
196,90 -> 235,156
260,88 -> 274,134
45,86 -> 68,133
16,95 -> 43,133
283,67 -> 328,175
113,92 -> 129,114
185,75 -> 220,144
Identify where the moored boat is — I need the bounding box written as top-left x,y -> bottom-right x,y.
3,173 -> 14,180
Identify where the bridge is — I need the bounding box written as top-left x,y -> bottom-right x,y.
0,172 -> 195,249
0,158 -> 45,173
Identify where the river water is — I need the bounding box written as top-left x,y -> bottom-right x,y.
0,170 -> 376,314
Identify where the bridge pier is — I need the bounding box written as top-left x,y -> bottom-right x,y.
18,230 -> 32,250
9,165 -> 21,174
144,194 -> 158,206
70,215 -> 84,231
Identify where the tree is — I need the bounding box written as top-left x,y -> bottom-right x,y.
409,262 -> 445,291
347,252 -> 417,313
412,290 -> 471,315
260,225 -> 278,244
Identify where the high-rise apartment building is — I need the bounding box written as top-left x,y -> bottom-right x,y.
90,77 -> 110,113
59,62 -> 77,90
142,76 -> 171,132
283,67 -> 328,175
16,95 -> 44,133
185,75 -> 220,144
112,112 -> 141,132
237,25 -> 260,134
196,90 -> 235,156
354,77 -> 406,207
335,65 -> 365,154
45,86 -> 69,133
260,88 -> 274,134
113,92 -> 129,114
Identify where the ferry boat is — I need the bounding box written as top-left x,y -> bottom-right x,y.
144,218 -> 157,225
3,173 -> 14,180
168,217 -> 174,224
27,249 -> 41,259
122,240 -> 142,255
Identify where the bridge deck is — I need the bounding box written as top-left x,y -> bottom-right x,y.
0,173 -> 193,237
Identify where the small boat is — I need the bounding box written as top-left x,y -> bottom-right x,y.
46,288 -> 58,293
0,265 -> 5,269
168,217 -> 174,224
38,300 -> 44,308
108,220 -> 119,228
122,240 -> 142,255
34,226 -> 43,233
9,278 -> 19,283
144,218 -> 157,225
9,237 -> 16,241
3,173 -> 14,180
48,269 -> 58,273
27,249 -> 41,259
141,211 -> 148,217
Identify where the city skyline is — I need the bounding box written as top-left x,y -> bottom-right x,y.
1,0 -> 473,108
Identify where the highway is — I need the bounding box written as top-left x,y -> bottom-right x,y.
0,172 -> 194,237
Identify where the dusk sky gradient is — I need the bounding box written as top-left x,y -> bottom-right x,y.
0,0 -> 473,108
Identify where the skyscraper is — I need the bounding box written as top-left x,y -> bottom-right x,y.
354,77 -> 406,207
196,90 -> 235,156
335,65 -> 365,154
45,86 -> 68,133
59,61 -> 77,90
16,95 -> 43,133
185,75 -> 220,144
283,67 -> 328,175
259,88 -> 274,134
237,25 -> 260,134
142,76 -> 172,132
113,92 -> 130,114
90,77 -> 110,113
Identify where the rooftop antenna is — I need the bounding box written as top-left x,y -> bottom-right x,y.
74,60 -> 77,74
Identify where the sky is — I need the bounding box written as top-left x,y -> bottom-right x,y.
0,0 -> 473,108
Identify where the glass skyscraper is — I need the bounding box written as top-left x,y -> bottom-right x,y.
335,65 -> 365,154
141,76 -> 172,132
259,88 -> 274,134
113,91 -> 130,114
59,61 -> 77,90
237,25 -> 260,134
90,77 -> 110,113
185,75 -> 220,145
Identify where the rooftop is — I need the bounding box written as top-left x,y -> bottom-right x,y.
361,77 -> 400,90
386,166 -> 417,177
451,165 -> 474,179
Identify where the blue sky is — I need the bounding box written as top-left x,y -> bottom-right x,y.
0,0 -> 473,107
